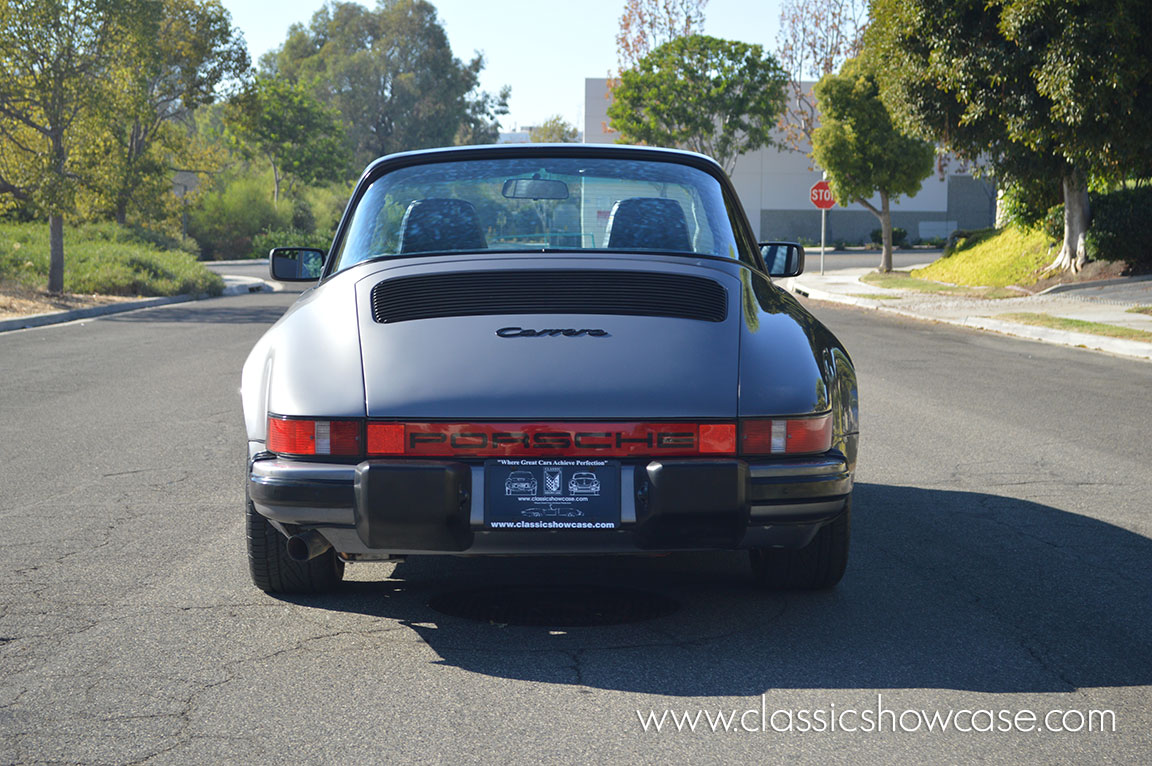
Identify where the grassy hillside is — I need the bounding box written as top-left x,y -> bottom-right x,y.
913,226 -> 1055,287
0,222 -> 222,297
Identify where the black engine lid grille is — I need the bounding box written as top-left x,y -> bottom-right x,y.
370,270 -> 728,324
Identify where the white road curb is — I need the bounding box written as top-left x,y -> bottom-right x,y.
0,294 -> 198,333
221,275 -> 280,294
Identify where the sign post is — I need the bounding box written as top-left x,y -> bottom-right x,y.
809,179 -> 836,275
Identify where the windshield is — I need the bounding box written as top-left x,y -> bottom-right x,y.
330,156 -> 748,273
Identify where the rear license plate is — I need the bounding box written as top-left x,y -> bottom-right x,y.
484,459 -> 620,529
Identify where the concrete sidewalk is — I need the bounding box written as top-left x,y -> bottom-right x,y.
784,267 -> 1152,362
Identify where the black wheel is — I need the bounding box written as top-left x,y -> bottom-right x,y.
246,493 -> 343,594
749,496 -> 850,590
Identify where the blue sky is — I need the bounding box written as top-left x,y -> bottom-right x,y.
219,0 -> 784,131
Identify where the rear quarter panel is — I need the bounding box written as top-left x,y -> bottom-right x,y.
241,270 -> 366,443
738,269 -> 859,467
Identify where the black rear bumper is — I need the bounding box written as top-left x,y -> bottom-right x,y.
248,453 -> 851,554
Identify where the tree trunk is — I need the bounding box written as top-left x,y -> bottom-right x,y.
47,127 -> 68,294
994,185 -> 1009,227
854,193 -> 891,272
271,159 -> 280,205
1047,168 -> 1090,273
878,191 -> 893,273
48,214 -> 65,294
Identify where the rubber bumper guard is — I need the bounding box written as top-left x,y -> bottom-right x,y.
353,461 -> 473,551
633,459 -> 749,549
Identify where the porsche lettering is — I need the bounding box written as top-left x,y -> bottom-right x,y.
409,430 -> 694,451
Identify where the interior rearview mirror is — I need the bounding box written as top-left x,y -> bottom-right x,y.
269,247 -> 326,282
502,178 -> 569,200
760,242 -> 806,278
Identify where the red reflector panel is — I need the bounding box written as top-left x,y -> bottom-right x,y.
698,423 -> 737,454
267,417 -> 360,456
366,423 -> 405,455
740,415 -> 832,456
375,422 -> 737,458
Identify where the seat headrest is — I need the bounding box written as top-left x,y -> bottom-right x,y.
398,198 -> 487,254
605,197 -> 691,252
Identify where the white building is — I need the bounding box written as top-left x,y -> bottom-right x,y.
583,77 -> 994,244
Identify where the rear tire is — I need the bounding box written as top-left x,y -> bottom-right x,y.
246,493 -> 343,594
749,496 -> 850,590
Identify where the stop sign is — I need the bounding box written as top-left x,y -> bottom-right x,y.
810,180 -> 836,210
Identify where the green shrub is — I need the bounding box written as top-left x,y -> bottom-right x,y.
0,221 -> 222,296
1085,186 -> 1152,267
1001,181 -> 1062,230
250,228 -> 333,260
58,221 -> 201,258
125,224 -> 201,259
1041,204 -> 1063,241
301,182 -> 354,237
188,175 -> 291,260
870,227 -> 908,247
943,227 -> 997,256
1026,186 -> 1151,267
290,198 -> 316,233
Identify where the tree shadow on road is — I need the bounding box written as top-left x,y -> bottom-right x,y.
281,482 -> 1152,696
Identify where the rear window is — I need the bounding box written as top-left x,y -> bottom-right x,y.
330,156 -> 751,273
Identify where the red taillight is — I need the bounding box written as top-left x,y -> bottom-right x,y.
366,422 -> 737,458
740,415 -> 832,456
267,417 -> 831,458
267,417 -> 361,456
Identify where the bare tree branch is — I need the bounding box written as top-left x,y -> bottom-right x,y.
616,0 -> 708,73
775,0 -> 868,154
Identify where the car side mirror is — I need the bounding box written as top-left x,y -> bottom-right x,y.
760,242 -> 805,278
269,247 -> 326,282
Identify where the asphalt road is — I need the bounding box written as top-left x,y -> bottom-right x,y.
2,290 -> 1151,764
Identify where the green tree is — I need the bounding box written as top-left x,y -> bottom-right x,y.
78,0 -> 248,226
225,75 -> 350,204
267,0 -> 509,164
811,58 -> 935,272
607,34 -> 788,173
0,0 -> 132,292
866,0 -> 1152,273
453,81 -> 510,146
530,115 -> 578,143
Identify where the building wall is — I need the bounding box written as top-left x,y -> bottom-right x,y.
583,77 -> 995,244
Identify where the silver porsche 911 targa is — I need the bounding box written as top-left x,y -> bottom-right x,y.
241,144 -> 858,594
